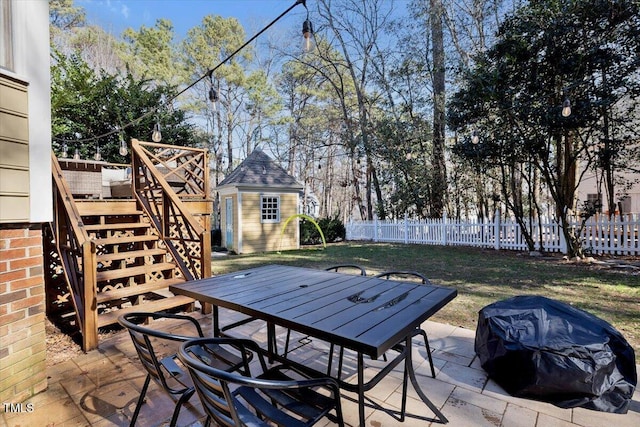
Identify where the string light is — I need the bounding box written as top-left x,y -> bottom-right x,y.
152,121 -> 162,143
61,143 -> 68,158
562,98 -> 572,117
52,0 -> 309,157
471,130 -> 480,144
208,74 -> 219,113
73,148 -> 80,160
302,19 -> 314,52
119,133 -> 129,156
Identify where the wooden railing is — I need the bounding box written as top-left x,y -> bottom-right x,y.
131,139 -> 211,280
133,140 -> 209,197
50,153 -> 98,350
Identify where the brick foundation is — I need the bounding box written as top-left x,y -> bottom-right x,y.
0,224 -> 47,403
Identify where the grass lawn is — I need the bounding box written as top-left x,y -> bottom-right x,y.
210,242 -> 640,362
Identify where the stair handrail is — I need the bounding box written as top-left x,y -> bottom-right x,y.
50,153 -> 98,350
131,139 -> 210,281
133,140 -> 209,198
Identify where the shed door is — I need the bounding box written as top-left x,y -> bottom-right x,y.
225,197 -> 233,249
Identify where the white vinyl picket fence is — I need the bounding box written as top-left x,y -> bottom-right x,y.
346,212 -> 640,256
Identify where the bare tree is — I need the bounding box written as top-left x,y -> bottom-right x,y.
313,0 -> 398,220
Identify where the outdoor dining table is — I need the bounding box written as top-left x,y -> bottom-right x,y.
169,264 -> 457,425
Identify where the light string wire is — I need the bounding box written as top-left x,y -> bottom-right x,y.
53,0 -> 308,146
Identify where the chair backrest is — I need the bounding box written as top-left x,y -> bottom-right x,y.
325,264 -> 367,276
178,338 -> 265,427
118,312 -> 204,393
179,338 -> 343,427
374,270 -> 430,284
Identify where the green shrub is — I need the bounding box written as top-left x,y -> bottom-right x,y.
300,216 -> 346,245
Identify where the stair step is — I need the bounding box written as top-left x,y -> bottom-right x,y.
93,234 -> 159,246
97,295 -> 195,328
84,223 -> 151,231
97,278 -> 185,304
76,201 -> 141,217
97,248 -> 168,263
96,262 -> 177,281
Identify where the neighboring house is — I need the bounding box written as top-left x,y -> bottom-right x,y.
0,0 -> 52,403
575,167 -> 640,215
216,148 -> 303,254
301,191 -> 320,218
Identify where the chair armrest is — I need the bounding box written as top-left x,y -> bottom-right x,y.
374,270 -> 430,284
147,312 -> 205,337
184,337 -> 268,375
262,365 -> 341,394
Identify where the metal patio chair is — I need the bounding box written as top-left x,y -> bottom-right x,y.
324,264 -> 367,276
179,337 -> 345,427
374,270 -> 430,284
283,264 -> 367,371
374,270 -> 436,378
118,312 -> 248,426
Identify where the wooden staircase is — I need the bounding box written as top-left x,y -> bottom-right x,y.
46,140 -> 211,350
78,201 -> 194,328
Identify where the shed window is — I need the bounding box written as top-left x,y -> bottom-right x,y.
261,195 -> 280,223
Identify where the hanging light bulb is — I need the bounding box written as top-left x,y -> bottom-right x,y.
302,19 -> 314,52
208,73 -> 219,112
151,122 -> 162,142
94,144 -> 102,161
562,98 -> 572,117
209,87 -> 219,112
208,86 -> 219,103
73,132 -> 82,160
471,130 -> 480,145
61,143 -> 69,158
119,134 -> 128,156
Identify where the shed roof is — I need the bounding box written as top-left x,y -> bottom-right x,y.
217,148 -> 303,190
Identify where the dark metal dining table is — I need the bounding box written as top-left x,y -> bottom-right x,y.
170,264 -> 457,426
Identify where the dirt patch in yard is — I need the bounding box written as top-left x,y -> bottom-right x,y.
45,318 -> 122,366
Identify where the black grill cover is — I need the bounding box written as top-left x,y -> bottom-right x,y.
475,295 -> 636,413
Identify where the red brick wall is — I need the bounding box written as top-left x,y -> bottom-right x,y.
0,225 -> 47,403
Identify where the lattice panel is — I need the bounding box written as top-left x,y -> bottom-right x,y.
44,225 -> 74,315
136,141 -> 208,198
132,139 -> 207,281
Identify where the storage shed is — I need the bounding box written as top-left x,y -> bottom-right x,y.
216,148 -> 303,254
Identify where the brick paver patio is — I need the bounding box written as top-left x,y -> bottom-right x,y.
2,311 -> 638,427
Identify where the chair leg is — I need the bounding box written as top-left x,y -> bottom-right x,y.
327,343 -> 335,376
400,347 -> 410,422
168,388 -> 195,427
337,346 -> 345,381
417,329 -> 436,378
283,329 -> 291,356
130,374 -> 151,427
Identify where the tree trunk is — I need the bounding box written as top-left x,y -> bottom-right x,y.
430,0 -> 447,217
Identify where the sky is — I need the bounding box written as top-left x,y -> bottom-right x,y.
77,0 -> 309,40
